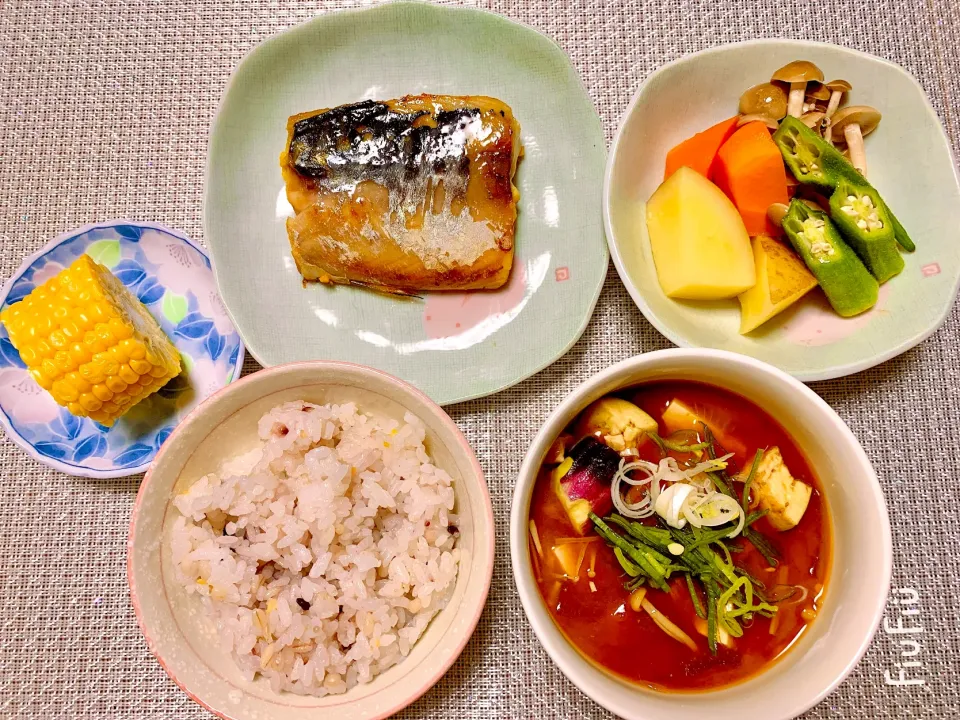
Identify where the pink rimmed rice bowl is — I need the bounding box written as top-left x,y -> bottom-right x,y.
128,361 -> 494,720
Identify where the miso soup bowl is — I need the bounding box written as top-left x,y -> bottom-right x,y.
510,348 -> 891,720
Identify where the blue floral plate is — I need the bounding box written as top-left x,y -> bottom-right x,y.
0,221 -> 245,478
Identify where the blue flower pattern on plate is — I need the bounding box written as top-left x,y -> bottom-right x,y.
0,221 -> 245,478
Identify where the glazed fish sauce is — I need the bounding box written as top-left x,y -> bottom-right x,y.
529,381 -> 831,691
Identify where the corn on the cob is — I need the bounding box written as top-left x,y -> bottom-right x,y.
0,254 -> 181,426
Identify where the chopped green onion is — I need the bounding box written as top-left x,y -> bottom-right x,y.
614,547 -> 643,577
686,573 -> 705,618
592,515 -> 670,590
608,515 -> 673,549
706,579 -> 718,654
744,527 -> 780,567
595,502 -> 785,656
706,470 -> 735,498
649,432 -> 712,453
741,448 -> 765,514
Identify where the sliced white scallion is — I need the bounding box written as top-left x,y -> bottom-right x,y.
611,459 -> 658,519
682,493 -> 745,538
654,483 -> 697,529
609,451 -> 745,537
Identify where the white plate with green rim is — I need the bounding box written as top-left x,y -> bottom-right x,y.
605,40 -> 960,381
205,2 -> 607,405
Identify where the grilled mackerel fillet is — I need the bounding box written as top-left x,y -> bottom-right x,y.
281,94 -> 521,294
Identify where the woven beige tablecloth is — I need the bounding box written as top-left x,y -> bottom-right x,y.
1,1 -> 958,717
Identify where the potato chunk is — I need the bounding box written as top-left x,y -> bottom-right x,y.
748,446 -> 812,531
646,166 -> 756,299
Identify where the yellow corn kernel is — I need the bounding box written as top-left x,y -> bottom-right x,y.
83,330 -> 107,355
129,358 -> 152,376
91,383 -> 114,402
34,339 -> 52,360
105,376 -> 128,394
60,320 -> 81,339
63,371 -> 90,395
109,317 -> 134,341
31,368 -> 51,390
34,315 -> 53,337
40,359 -> 59,382
97,355 -> 120,377
95,325 -> 116,346
79,362 -> 105,385
53,350 -> 74,373
78,393 -> 103,413
106,345 -> 125,367
118,364 -> 139,384
68,343 -> 87,367
121,338 -> 146,360
51,379 -> 79,403
0,254 -> 181,426
89,304 -> 110,324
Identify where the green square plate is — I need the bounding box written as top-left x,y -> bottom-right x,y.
205,2 -> 607,404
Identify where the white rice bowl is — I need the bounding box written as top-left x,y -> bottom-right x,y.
169,400 -> 460,697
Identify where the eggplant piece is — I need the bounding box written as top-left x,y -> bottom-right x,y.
551,437 -> 620,534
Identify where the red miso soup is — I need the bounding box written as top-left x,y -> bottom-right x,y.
528,381 -> 831,691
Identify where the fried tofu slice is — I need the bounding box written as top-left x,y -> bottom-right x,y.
575,398 -> 658,452
748,446 -> 812,531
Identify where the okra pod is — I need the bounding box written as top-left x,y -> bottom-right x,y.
829,180 -> 904,283
774,116 -> 915,252
781,199 -> 879,317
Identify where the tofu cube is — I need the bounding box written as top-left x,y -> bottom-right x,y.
747,447 -> 812,531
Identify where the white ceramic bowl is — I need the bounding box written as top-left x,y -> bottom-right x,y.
510,349 -> 891,720
604,40 -> 960,381
128,361 -> 494,720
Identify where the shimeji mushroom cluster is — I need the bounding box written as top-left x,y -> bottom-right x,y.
739,60 -> 880,178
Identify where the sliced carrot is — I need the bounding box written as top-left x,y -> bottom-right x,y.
663,117 -> 739,181
712,121 -> 789,236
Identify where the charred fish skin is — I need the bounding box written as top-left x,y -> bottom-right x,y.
289,100 -> 477,219
281,94 -> 521,294
289,101 -> 473,188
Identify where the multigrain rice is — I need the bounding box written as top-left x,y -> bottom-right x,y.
170,401 -> 460,696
